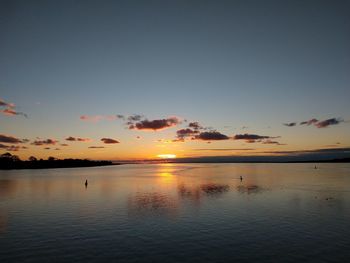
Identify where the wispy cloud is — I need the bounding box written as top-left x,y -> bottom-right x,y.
188,122 -> 204,130
233,133 -> 276,143
0,144 -> 28,151
65,136 -> 91,142
283,122 -> 296,127
316,118 -> 344,128
31,139 -> 58,146
262,140 -> 286,145
88,146 -> 105,149
300,118 -> 318,125
176,128 -> 199,140
194,148 -> 255,151
0,98 -> 15,108
298,117 -> 344,128
0,98 -> 28,118
101,138 -> 119,144
80,115 -> 124,122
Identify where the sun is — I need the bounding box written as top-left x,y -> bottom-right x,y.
157,154 -> 177,159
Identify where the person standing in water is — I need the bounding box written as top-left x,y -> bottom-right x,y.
85,179 -> 88,187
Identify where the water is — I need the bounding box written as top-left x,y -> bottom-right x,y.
1,163 -> 350,262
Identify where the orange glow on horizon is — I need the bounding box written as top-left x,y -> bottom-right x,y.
157,154 -> 177,159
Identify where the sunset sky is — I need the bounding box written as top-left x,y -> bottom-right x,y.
1,0 -> 349,161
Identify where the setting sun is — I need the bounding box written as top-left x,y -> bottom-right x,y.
157,154 -> 177,159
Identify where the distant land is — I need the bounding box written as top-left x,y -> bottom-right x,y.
119,158 -> 350,164
0,153 -> 117,170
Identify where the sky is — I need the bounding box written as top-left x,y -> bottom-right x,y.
1,0 -> 350,161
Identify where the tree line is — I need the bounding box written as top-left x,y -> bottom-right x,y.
0,152 -> 114,170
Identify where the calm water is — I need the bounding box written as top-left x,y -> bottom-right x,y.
1,163 -> 350,262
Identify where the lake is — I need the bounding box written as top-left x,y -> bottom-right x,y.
1,163 -> 350,262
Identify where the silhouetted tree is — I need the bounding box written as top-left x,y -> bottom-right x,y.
29,156 -> 37,162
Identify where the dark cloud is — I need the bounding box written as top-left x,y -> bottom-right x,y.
283,122 -> 296,127
0,144 -> 27,151
65,136 -> 91,142
88,146 -> 105,149
0,134 -> 26,144
194,131 -> 229,141
0,98 -> 15,108
101,138 -> 119,144
44,147 -> 51,150
300,118 -> 318,125
262,140 -> 286,145
176,128 -> 199,139
31,139 -> 58,146
0,99 -> 28,118
130,117 -> 180,131
127,114 -> 143,122
316,118 -> 344,128
60,144 -> 69,146
1,108 -> 28,118
194,148 -> 255,151
233,133 -> 273,143
188,122 -> 203,130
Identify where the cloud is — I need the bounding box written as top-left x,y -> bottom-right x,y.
283,122 -> 296,127
60,144 -> 69,146
188,122 -> 203,130
233,133 -> 273,143
315,118 -> 344,128
300,118 -> 318,125
0,98 -> 28,118
194,131 -> 230,141
88,146 -> 105,149
194,148 -> 255,151
262,147 -> 350,155
299,117 -> 344,128
80,115 -> 123,122
44,147 -> 51,150
176,128 -> 199,139
0,134 -> 27,144
127,114 -> 143,122
0,144 -> 27,151
130,117 -> 180,131
262,140 -> 286,145
1,108 -> 28,118
31,139 -> 58,146
101,138 -> 119,144
65,136 -> 91,142
0,98 -> 15,108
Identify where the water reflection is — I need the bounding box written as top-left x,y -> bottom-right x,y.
201,183 -> 230,196
236,184 -> 266,195
0,209 -> 7,234
128,192 -> 178,218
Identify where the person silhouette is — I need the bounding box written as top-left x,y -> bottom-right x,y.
240,176 -> 243,181
85,179 -> 88,187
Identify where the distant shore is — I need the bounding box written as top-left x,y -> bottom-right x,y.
0,153 -> 120,170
